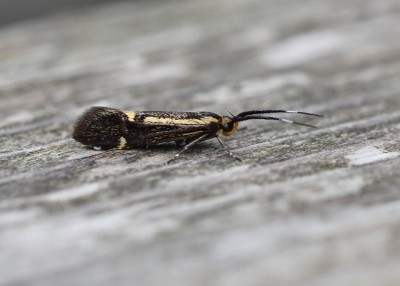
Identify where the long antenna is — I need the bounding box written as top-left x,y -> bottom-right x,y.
236,115 -> 318,128
235,110 -> 323,119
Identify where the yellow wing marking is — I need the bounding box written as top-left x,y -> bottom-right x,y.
117,137 -> 127,149
182,131 -> 204,136
143,116 -> 218,125
123,111 -> 137,122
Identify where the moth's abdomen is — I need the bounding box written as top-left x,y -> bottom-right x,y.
72,106 -> 128,150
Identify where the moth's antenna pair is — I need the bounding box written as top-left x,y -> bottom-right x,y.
232,109 -> 323,128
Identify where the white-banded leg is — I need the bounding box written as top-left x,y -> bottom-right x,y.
216,136 -> 241,161
168,133 -> 210,164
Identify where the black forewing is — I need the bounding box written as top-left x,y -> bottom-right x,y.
124,111 -> 220,146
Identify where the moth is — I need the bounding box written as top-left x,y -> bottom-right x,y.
73,106 -> 322,162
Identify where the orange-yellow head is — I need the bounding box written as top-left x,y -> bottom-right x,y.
219,116 -> 239,136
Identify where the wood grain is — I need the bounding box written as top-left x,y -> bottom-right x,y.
1,0 -> 400,285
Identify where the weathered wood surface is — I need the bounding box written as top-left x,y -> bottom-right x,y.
1,0 -> 400,285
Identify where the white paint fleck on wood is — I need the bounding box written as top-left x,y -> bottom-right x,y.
346,146 -> 399,166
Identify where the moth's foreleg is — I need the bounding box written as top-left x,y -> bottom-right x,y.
168,133 -> 210,164
216,136 -> 242,161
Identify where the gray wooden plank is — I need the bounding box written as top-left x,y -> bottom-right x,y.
1,0 -> 400,285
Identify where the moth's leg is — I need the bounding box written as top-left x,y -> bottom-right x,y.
168,133 -> 209,164
215,136 -> 242,161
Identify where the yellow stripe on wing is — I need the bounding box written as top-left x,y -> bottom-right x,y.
143,116 -> 218,125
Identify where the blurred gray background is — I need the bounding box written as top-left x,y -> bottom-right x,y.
2,0 -> 400,285
0,0 -> 134,27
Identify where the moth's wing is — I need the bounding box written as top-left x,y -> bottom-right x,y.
143,124 -> 213,144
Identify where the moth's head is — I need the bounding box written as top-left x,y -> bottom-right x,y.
72,106 -> 126,149
219,116 -> 239,136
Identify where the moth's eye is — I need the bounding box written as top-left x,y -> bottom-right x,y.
223,123 -> 230,130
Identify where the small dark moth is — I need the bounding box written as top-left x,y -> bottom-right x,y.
73,106 -> 322,163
